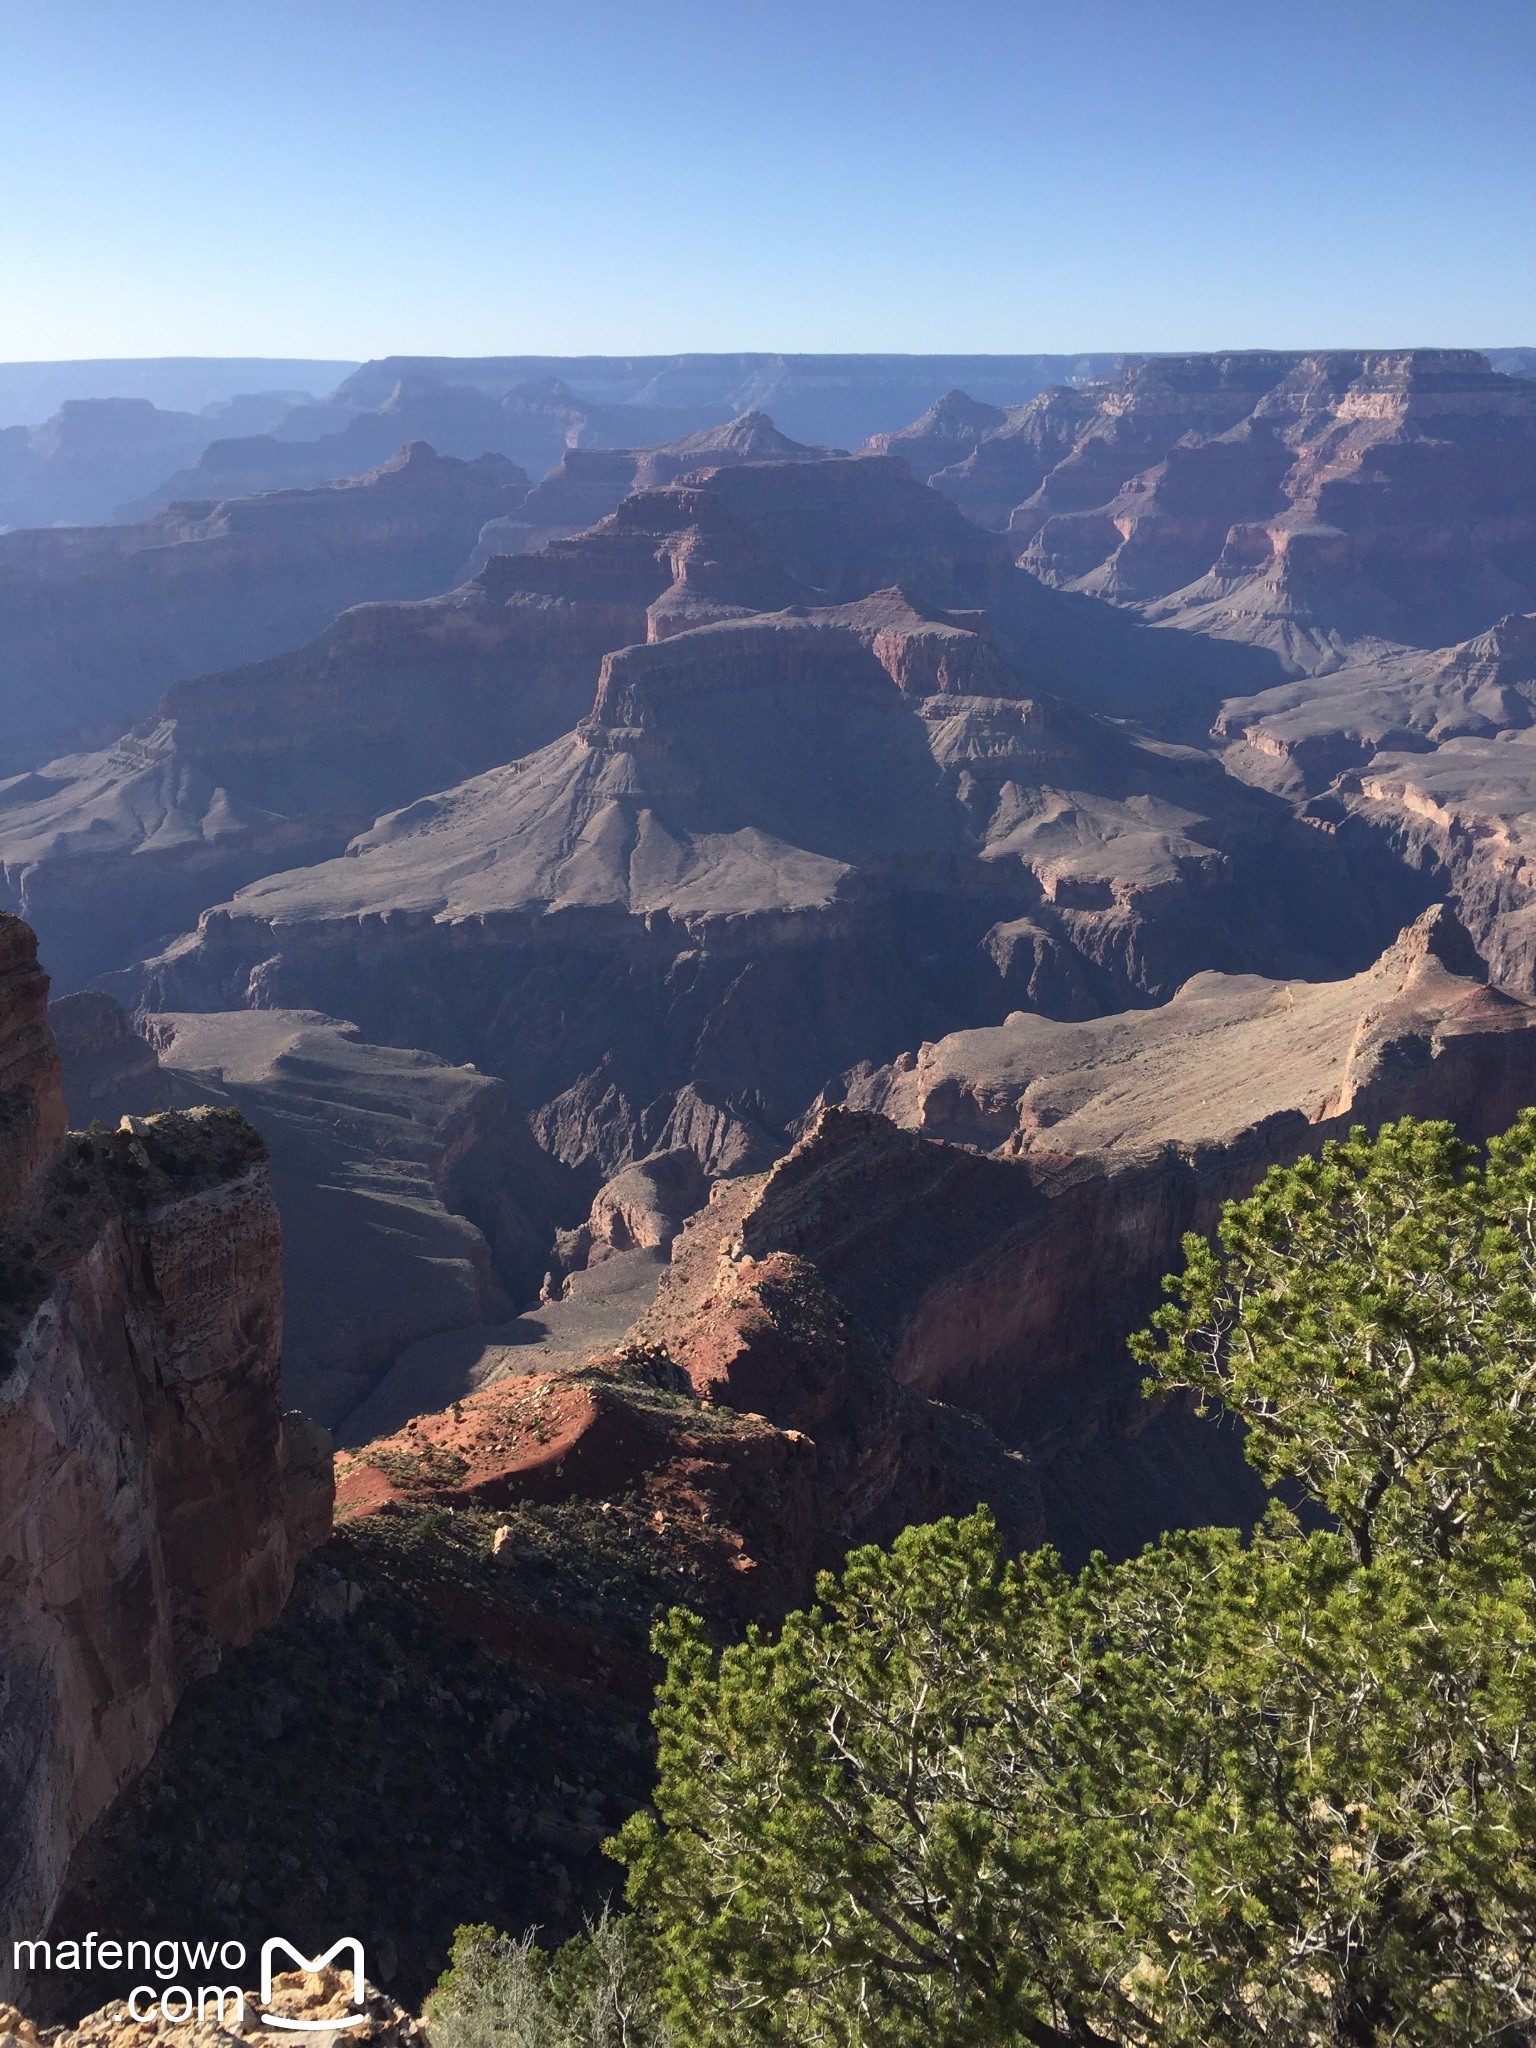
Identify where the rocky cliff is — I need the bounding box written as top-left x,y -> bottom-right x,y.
0,915 -> 327,1992
132,578 -> 1413,1185
47,998 -> 586,1432
858,388 -> 1010,483
462,412 -> 835,573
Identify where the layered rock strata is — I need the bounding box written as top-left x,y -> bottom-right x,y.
926,352 -> 1536,671
463,411 -> 837,573
687,907 -> 1536,1557
49,1000 -> 586,1431
1216,612 -> 1536,992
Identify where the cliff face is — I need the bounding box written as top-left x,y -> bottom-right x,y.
128,549 -> 1415,1190
858,389 -> 1009,483
0,569 -> 632,991
0,916 -> 66,1209
48,997 -> 587,1434
0,916 -> 326,1992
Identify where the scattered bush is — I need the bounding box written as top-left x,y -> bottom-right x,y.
426,1912 -> 668,2048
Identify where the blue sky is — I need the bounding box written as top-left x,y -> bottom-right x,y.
1,0 -> 1532,359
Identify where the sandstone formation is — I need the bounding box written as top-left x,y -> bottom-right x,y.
551,1147 -> 708,1282
464,447 -> 649,570
0,535 -> 634,989
0,443 -> 530,775
734,905 -> 1536,1555
335,1250 -> 1042,1619
463,411 -> 835,571
0,917 -> 328,1992
0,449 -> 1289,992
925,352 -> 1536,672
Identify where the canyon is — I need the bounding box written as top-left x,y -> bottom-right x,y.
8,346 -> 1536,2020
0,353 -> 1126,536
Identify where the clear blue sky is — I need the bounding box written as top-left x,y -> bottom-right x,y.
2,0 -> 1532,360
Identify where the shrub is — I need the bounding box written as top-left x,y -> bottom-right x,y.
426,1911 -> 668,2048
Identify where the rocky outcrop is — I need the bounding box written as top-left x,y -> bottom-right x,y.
464,412 -> 837,575
629,1177 -> 1042,1564
134,574 -> 1415,1181
859,389 -> 1009,484
0,448 -> 1289,993
0,550 -> 635,990
0,918 -> 327,1987
551,1147 -> 708,1282
336,1350 -> 823,1626
0,443 -> 530,776
466,448 -> 649,570
0,917 -> 66,1208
